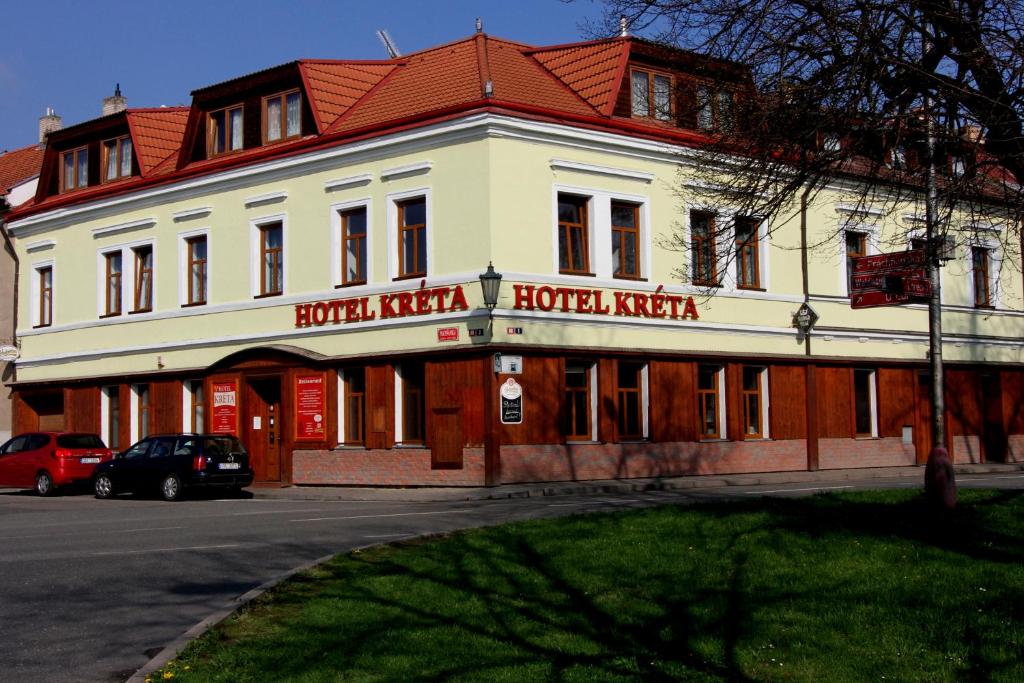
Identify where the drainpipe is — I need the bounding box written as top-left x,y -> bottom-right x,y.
800,187 -> 819,470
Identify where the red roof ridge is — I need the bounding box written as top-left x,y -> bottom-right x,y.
475,33 -> 491,99
1,142 -> 44,156
123,106 -> 191,114
298,58 -> 407,66
523,36 -> 628,54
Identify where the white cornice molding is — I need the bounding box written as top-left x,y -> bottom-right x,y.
91,217 -> 157,238
835,203 -> 884,217
244,191 -> 288,208
549,159 -> 654,182
171,206 -> 212,221
24,239 -> 56,252
380,161 -> 432,180
324,173 -> 374,192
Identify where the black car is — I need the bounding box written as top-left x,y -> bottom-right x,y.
93,434 -> 254,501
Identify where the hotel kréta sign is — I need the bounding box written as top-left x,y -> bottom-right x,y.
211,381 -> 238,434
292,283 -> 699,329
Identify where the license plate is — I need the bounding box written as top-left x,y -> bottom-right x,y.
218,462 -> 241,470
80,457 -> 100,464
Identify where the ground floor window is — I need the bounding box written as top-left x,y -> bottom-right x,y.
853,368 -> 878,437
742,366 -> 768,439
183,380 -> 204,433
132,384 -> 150,443
343,367 -> 366,445
698,364 -> 724,439
398,363 -> 425,444
103,386 -> 120,450
563,362 -> 594,441
617,361 -> 646,440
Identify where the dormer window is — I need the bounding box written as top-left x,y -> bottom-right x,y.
263,90 -> 301,143
208,105 -> 243,156
61,146 -> 89,192
102,136 -> 133,182
697,85 -> 734,131
630,69 -> 672,121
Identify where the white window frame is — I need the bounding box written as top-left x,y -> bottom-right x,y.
854,368 -> 879,438
249,213 -> 288,298
386,188 -> 431,281
178,227 -> 211,307
394,364 -> 405,444
683,205 -> 771,293
968,231 -> 1002,309
330,198 -> 373,287
31,259 -> 55,328
744,366 -> 771,440
130,383 -> 149,444
553,184 -> 651,280
101,386 -> 117,447
565,361 -> 599,443
640,363 -> 650,440
336,368 -> 347,445
698,364 -> 728,441
95,237 -> 156,318
182,380 -> 204,432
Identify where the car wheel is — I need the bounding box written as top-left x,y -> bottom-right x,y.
94,474 -> 114,499
160,473 -> 183,502
35,471 -> 55,497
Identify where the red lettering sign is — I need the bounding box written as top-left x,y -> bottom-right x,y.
294,374 -> 325,441
512,284 -> 698,321
211,381 -> 237,434
437,327 -> 459,342
296,285 -> 468,328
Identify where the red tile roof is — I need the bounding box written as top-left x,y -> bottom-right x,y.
299,61 -> 399,132
0,144 -> 44,198
529,38 -> 630,116
125,108 -> 190,175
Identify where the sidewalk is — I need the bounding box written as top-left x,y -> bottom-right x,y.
252,462 -> 1024,503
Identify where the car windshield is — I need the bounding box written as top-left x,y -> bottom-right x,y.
57,434 -> 106,449
203,436 -> 246,457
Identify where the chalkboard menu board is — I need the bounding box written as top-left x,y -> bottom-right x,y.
500,378 -> 523,425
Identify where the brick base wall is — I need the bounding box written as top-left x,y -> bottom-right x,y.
293,448 -> 485,486
1007,435 -> 1024,463
819,437 -> 916,469
952,435 -> 982,463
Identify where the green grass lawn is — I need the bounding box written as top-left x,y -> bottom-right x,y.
155,490 -> 1024,682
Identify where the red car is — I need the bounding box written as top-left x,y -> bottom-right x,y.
0,432 -> 114,496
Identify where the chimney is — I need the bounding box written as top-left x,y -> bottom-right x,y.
102,83 -> 127,116
38,107 -> 62,145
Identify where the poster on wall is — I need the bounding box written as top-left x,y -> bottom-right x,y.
294,373 -> 326,440
211,381 -> 238,434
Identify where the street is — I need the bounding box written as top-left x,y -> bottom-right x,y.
1,472 -> 1022,682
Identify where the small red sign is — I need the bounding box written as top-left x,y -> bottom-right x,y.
852,249 -> 927,274
851,291 -> 913,309
436,327 -> 459,342
294,374 -> 325,440
211,381 -> 237,434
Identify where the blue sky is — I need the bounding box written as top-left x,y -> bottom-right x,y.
1,0 -> 610,153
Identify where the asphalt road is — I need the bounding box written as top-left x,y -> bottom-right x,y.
1,472 -> 1022,682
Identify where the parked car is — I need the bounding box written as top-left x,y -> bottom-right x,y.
0,432 -> 114,496
93,433 -> 254,501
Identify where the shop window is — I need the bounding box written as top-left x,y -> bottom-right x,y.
853,369 -> 878,437
103,135 -> 133,182
563,362 -> 595,441
263,90 -> 302,143
132,383 -> 150,443
184,380 -> 205,433
742,366 -> 768,439
735,217 -> 760,289
61,146 -> 89,192
341,206 -> 368,285
697,86 -> 734,131
104,251 -> 123,316
208,105 -> 243,156
259,222 -> 284,296
617,361 -> 646,440
972,246 -> 993,308
343,367 -> 366,445
697,364 -> 724,439
557,193 -> 590,274
103,386 -> 120,450
132,245 -> 153,313
611,201 -> 641,279
186,235 -> 208,306
396,197 -> 427,279
845,230 -> 867,294
630,68 -> 672,121
690,211 -> 717,286
35,265 -> 53,328
398,363 -> 425,445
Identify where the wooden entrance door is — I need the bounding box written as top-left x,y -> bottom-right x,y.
981,373 -> 1007,463
246,377 -> 282,481
914,371 -> 932,464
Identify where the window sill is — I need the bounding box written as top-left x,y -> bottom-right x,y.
613,275 -> 647,282
254,292 -> 283,300
736,286 -> 766,292
181,301 -> 207,309
392,274 -> 426,282
332,444 -> 366,451
99,312 -> 122,319
742,437 -> 772,442
336,281 -> 367,289
32,323 -> 51,330
854,435 -> 879,440
699,438 -> 729,443
129,308 -> 152,315
691,282 -> 722,288
565,439 -> 599,445
395,442 -> 426,449
559,271 -> 596,277
974,305 -> 995,311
